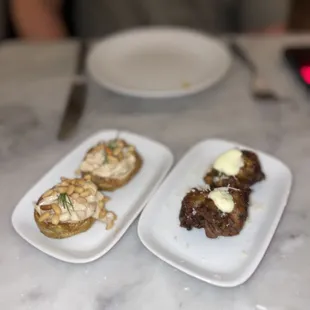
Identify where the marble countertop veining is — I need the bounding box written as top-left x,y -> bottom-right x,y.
0,36 -> 310,310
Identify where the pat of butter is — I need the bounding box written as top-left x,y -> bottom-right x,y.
213,149 -> 243,176
209,188 -> 234,213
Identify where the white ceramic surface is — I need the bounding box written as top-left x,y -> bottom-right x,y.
11,130 -> 173,263
87,27 -> 231,98
138,139 -> 292,287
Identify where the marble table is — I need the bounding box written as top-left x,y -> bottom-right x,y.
1,35 -> 310,310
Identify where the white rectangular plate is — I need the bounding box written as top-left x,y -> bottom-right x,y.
138,139 -> 292,287
12,130 -> 173,263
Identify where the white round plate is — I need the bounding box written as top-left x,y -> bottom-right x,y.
87,27 -> 231,98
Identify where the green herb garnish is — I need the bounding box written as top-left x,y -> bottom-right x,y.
107,132 -> 120,149
102,150 -> 109,164
58,193 -> 73,215
108,140 -> 117,149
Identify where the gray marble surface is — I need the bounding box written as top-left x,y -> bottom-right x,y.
1,36 -> 310,310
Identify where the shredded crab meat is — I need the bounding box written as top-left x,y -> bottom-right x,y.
34,177 -> 117,230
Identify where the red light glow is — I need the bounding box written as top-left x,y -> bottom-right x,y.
300,66 -> 310,84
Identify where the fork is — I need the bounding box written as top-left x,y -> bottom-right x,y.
229,42 -> 287,102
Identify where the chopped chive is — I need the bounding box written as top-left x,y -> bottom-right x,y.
58,193 -> 73,215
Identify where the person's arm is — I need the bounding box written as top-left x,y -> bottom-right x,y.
240,0 -> 290,33
11,0 -> 67,40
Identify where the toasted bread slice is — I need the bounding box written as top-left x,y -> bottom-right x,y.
34,210 -> 95,239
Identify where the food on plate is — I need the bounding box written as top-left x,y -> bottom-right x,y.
179,186 -> 249,238
203,149 -> 265,189
34,177 -> 117,239
79,138 -> 142,191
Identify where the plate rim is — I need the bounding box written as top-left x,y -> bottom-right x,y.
11,129 -> 174,263
87,26 -> 231,98
137,138 -> 293,287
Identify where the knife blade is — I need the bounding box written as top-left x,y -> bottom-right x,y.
57,41 -> 88,141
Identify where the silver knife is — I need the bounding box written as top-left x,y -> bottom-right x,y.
57,41 -> 88,140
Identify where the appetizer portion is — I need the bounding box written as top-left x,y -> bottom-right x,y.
204,149 -> 265,189
79,138 -> 142,191
179,186 -> 249,238
34,177 -> 117,239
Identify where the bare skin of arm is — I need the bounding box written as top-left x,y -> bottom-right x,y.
11,0 -> 67,40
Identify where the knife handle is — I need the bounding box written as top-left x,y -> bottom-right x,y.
76,41 -> 88,74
